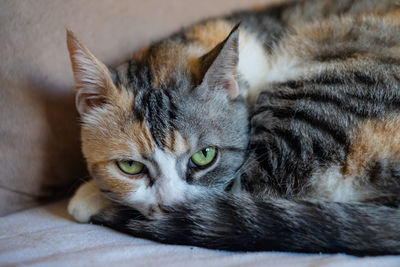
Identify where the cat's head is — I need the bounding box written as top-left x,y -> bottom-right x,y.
67,26 -> 248,217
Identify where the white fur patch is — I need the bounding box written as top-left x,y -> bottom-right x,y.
124,179 -> 159,217
309,166 -> 366,202
102,162 -> 159,217
111,148 -> 189,218
68,179 -> 110,223
238,32 -> 322,104
238,33 -> 270,99
153,148 -> 187,205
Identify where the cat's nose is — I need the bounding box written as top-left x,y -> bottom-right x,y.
156,175 -> 187,206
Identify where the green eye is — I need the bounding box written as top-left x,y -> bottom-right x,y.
190,147 -> 217,167
117,160 -> 144,175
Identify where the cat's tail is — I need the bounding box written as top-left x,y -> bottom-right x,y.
91,191 -> 400,255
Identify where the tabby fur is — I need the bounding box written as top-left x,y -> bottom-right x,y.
67,0 -> 400,255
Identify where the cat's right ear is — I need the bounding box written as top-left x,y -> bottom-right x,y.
66,29 -> 116,116
196,24 -> 240,100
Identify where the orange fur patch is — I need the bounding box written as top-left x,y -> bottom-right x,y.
343,116 -> 400,177
82,117 -> 155,163
131,43 -> 190,87
150,44 -> 186,87
131,46 -> 150,61
185,19 -> 249,83
123,120 -> 155,154
164,130 -> 190,154
186,20 -> 235,51
187,55 -> 205,83
104,176 -> 140,196
92,163 -> 145,197
382,9 -> 400,22
112,85 -> 135,113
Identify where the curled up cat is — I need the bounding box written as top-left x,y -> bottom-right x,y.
67,0 -> 400,255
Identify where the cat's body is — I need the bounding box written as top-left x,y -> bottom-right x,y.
67,0 -> 400,255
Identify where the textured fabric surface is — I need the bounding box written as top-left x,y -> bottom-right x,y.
0,0 -> 280,215
1,200 -> 400,266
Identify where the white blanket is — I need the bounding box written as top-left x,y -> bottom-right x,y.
1,200 -> 399,266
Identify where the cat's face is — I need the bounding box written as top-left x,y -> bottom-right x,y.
67,27 -> 248,217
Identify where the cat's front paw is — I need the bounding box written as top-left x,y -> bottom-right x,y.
68,179 -> 110,223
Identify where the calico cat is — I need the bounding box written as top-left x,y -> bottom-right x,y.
67,0 -> 400,255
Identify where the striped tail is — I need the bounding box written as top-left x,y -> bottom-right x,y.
91,191 -> 400,256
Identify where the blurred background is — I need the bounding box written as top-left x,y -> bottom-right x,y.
0,0 -> 279,215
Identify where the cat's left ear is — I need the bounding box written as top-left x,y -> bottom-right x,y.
197,24 -> 240,100
66,29 -> 117,116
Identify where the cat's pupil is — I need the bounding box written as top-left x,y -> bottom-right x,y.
202,149 -> 208,157
127,161 -> 133,166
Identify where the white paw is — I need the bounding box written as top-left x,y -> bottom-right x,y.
68,179 -> 110,223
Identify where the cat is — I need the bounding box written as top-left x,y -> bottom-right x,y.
67,0 -> 400,255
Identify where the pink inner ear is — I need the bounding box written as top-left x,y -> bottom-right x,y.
85,94 -> 107,108
76,93 -> 108,114
222,78 -> 239,99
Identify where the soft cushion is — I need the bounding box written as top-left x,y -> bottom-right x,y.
1,200 -> 400,266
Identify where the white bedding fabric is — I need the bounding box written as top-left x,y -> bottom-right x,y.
1,200 -> 400,266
